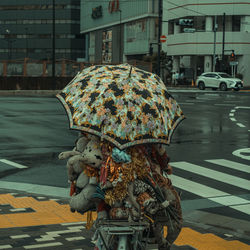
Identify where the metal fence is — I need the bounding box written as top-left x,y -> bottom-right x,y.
0,59 -> 152,77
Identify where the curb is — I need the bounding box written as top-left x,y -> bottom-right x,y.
0,88 -> 250,96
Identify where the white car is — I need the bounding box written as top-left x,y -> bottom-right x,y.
196,72 -> 243,91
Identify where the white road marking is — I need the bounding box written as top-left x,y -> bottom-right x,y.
231,109 -> 236,112
235,106 -> 250,109
205,159 -> 250,173
0,245 -> 12,249
230,203 -> 250,215
35,227 -> 84,242
61,222 -> 85,226
11,234 -> 30,239
232,148 -> 250,161
170,175 -> 250,215
214,104 -> 235,106
171,162 -> 250,190
171,174 -> 227,197
24,242 -> 62,249
236,123 -> 246,128
229,113 -> 234,117
66,236 -> 85,241
230,117 -> 236,121
0,181 -> 69,198
10,208 -> 27,212
0,159 -> 28,169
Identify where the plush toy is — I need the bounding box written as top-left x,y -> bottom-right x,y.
81,136 -> 103,168
58,134 -> 89,160
59,134 -> 105,215
70,183 -> 97,214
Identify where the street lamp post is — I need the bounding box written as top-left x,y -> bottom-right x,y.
118,9 -> 122,63
25,28 -> 28,58
213,16 -> 218,72
52,0 -> 56,81
5,29 -> 15,60
157,0 -> 163,77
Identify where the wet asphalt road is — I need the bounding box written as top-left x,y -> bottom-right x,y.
0,90 -> 250,226
0,91 -> 249,187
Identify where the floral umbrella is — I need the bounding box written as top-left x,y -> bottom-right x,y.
56,63 -> 185,150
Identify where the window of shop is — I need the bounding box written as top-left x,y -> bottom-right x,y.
102,30 -> 112,63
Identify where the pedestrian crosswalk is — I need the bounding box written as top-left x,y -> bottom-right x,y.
170,158 -> 250,216
205,159 -> 250,173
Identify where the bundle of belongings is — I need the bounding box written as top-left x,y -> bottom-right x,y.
58,132 -> 182,249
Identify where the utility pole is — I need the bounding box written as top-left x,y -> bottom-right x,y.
25,28 -> 28,58
213,16 -> 217,71
157,0 -> 162,77
222,13 -> 225,71
52,0 -> 56,82
118,9 -> 122,63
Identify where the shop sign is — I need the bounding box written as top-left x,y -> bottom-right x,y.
108,0 -> 119,13
92,5 -> 102,19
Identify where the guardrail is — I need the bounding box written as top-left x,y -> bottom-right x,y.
0,58 -> 152,77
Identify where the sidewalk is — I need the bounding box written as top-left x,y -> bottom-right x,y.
0,189 -> 249,250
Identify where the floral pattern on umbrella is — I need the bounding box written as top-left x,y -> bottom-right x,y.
56,64 -> 185,150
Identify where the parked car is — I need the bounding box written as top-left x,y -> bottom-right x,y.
196,72 -> 243,91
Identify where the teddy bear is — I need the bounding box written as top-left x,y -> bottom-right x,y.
58,133 -> 106,217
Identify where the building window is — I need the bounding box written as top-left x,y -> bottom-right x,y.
102,30 -> 112,63
194,16 -> 205,31
168,21 -> 174,35
232,16 -> 241,31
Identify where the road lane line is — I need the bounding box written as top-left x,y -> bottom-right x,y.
236,123 -> 246,128
171,162 -> 250,191
229,203 -> 250,215
0,159 -> 28,169
170,175 -> 250,215
24,242 -> 63,249
235,106 -> 250,109
214,104 -> 235,106
205,159 -> 250,173
230,118 -> 236,122
170,175 -> 227,198
0,181 -> 69,198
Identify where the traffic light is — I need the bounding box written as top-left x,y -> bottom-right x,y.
178,19 -> 193,26
230,50 -> 236,61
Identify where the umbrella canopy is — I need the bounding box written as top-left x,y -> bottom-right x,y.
56,63 -> 185,150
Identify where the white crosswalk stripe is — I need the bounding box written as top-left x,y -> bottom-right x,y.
170,159 -> 250,216
171,161 -> 250,190
205,159 -> 250,173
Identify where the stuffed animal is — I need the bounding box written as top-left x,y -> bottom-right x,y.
58,134 -> 89,160
81,136 -> 103,168
59,133 -> 104,215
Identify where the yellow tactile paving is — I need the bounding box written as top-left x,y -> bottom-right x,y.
0,194 -> 249,249
173,227 -> 250,250
0,194 -> 85,227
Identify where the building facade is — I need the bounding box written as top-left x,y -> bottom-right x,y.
80,0 -> 159,64
162,0 -> 250,83
0,0 -> 85,61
